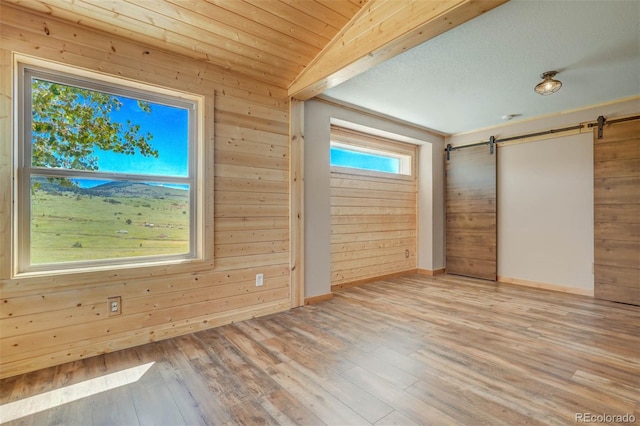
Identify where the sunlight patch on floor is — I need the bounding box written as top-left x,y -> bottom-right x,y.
0,362 -> 154,424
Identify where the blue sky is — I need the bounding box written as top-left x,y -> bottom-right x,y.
36,80 -> 400,182
330,147 -> 399,173
94,95 -> 189,177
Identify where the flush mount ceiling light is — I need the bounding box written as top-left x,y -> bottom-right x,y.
501,114 -> 521,121
535,71 -> 562,96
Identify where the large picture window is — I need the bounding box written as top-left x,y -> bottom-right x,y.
17,63 -> 201,273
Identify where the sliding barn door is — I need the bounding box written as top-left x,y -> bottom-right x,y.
594,119 -> 640,305
446,145 -> 497,280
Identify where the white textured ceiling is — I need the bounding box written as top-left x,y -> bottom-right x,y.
323,0 -> 640,135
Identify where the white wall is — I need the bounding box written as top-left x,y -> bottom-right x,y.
304,100 -> 332,299
498,133 -> 593,291
304,99 -> 445,298
447,97 -> 640,293
418,142 -> 446,270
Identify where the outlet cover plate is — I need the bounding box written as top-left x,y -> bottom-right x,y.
108,296 -> 122,316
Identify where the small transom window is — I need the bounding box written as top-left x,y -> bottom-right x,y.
330,126 -> 416,178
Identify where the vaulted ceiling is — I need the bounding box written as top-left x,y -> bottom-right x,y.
15,0 -> 622,135
9,1 -> 634,136
3,0 -> 508,99
3,0 -> 367,88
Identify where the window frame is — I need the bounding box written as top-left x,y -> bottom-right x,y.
330,126 -> 417,181
15,59 -> 206,276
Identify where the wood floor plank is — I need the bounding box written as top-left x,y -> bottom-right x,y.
259,389 -> 326,426
90,384 -> 141,426
153,355 -> 210,425
270,362 -> 371,426
159,340 -> 233,424
374,410 -> 420,426
1,274 -> 638,425
194,329 -> 280,399
225,398 -> 281,426
128,363 -> 187,426
405,377 -> 538,426
341,365 -> 459,425
341,350 -> 419,390
279,355 -> 395,424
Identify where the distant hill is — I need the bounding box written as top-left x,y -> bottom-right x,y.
89,181 -> 187,199
33,177 -> 188,199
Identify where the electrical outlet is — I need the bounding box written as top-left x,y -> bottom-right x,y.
108,296 -> 121,316
256,273 -> 264,287
405,249 -> 410,259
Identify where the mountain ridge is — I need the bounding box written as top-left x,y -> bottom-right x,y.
33,177 -> 188,199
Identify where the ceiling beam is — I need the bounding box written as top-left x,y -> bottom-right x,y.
288,0 -> 509,100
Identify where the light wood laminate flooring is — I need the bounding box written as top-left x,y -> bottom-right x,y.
1,274 -> 638,425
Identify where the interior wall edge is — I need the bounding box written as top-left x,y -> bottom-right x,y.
330,269 -> 418,292
416,268 -> 446,276
497,276 -> 594,297
304,292 -> 334,305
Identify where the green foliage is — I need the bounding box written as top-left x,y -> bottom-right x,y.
31,79 -> 157,172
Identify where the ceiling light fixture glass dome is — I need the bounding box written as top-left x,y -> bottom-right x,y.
534,71 -> 562,96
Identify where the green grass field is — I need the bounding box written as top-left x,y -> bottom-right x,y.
31,188 -> 190,264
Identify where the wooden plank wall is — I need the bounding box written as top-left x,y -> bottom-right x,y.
0,4 -> 291,378
594,119 -> 640,305
445,145 -> 497,281
330,131 -> 417,287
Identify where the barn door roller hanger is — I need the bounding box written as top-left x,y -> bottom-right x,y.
445,136 -> 495,160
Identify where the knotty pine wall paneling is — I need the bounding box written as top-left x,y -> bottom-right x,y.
0,4 -> 291,378
330,130 -> 418,287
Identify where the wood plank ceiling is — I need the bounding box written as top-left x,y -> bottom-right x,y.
3,0 -> 367,88
5,0 -> 509,96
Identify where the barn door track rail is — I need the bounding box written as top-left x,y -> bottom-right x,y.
445,114 -> 640,159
